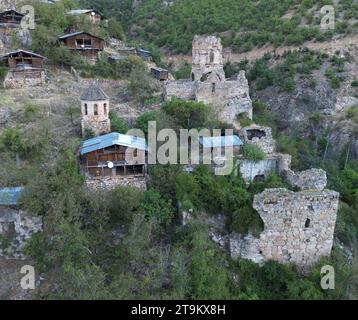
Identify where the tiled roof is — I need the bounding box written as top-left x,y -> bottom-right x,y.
80,83 -> 109,101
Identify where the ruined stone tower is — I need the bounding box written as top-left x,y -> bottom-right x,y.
164,35 -> 253,123
80,83 -> 111,137
191,35 -> 225,82
253,188 -> 339,272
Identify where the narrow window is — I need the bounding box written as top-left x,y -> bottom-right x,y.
305,218 -> 311,228
84,103 -> 88,115
191,73 -> 195,81
133,149 -> 138,157
210,50 -> 214,63
94,104 -> 98,115
212,83 -> 216,93
104,103 -> 107,115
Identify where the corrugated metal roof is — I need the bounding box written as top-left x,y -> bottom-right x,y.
80,132 -> 147,155
68,9 -> 105,17
59,31 -> 104,41
0,187 -> 24,206
0,50 -> 46,61
199,135 -> 243,148
0,10 -> 25,17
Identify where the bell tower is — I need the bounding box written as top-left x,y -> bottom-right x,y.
80,83 -> 111,136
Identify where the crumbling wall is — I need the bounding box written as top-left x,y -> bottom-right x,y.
285,168 -> 327,191
252,188 -> 339,271
191,35 -> 225,81
0,209 -> 42,259
164,35 -> 253,123
164,80 -> 197,101
240,124 -> 276,154
238,153 -> 292,183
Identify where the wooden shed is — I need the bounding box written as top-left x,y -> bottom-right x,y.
150,67 -> 169,81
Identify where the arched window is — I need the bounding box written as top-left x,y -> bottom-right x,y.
84,103 -> 88,115
94,104 -> 98,115
191,73 -> 195,81
209,50 -> 214,63
104,103 -> 107,115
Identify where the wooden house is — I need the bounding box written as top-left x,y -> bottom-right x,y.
136,49 -> 152,61
59,31 -> 104,64
0,50 -> 46,88
151,67 -> 169,81
0,9 -> 24,25
79,132 -> 147,179
68,9 -> 106,23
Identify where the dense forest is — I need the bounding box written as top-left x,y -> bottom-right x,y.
80,0 -> 358,53
0,0 -> 357,299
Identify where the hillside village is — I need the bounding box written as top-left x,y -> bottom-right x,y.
0,0 -> 358,300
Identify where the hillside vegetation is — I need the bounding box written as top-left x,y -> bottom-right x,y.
82,0 -> 358,53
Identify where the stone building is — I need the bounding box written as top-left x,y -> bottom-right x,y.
164,35 -> 253,124
80,83 -> 111,137
79,132 -> 147,190
0,187 -> 42,259
0,50 -> 46,88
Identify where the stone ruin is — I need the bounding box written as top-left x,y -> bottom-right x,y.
251,188 -> 338,272
0,208 -> 42,259
213,123 -> 339,272
164,35 -> 253,124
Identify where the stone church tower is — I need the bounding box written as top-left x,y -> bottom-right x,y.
191,35 -> 226,82
80,83 -> 111,137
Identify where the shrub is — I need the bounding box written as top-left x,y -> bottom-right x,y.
241,144 -> 266,162
109,112 -> 129,133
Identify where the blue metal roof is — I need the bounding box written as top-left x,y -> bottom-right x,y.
80,132 -> 147,155
0,187 -> 24,206
199,135 -> 243,148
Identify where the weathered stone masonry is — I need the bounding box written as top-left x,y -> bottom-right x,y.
252,188 -> 339,271
164,35 -> 253,124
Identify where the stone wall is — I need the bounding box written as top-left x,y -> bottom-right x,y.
238,153 -> 292,183
81,118 -> 111,136
164,35 -> 253,124
191,35 -> 225,81
164,80 -> 197,101
240,124 -> 276,154
251,188 -> 339,272
85,176 -> 147,190
0,208 -> 42,259
285,168 -> 327,191
3,69 -> 46,88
